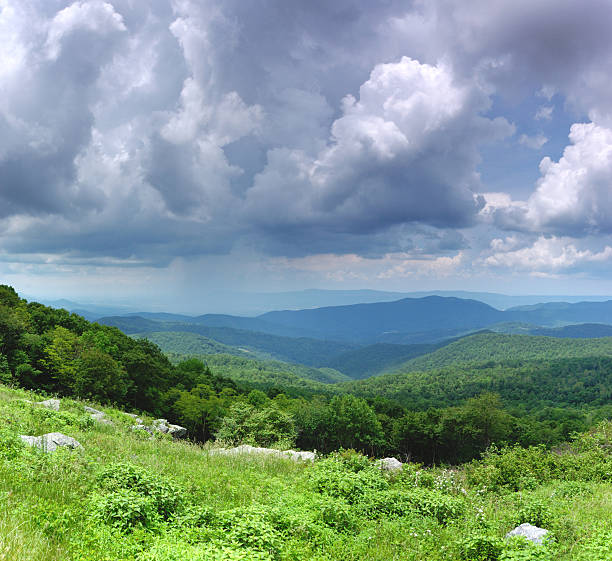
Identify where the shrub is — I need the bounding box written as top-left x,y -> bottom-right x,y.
0,426 -> 24,461
314,496 -> 358,533
309,456 -> 388,504
357,487 -> 465,524
398,462 -> 435,488
91,489 -> 161,532
457,534 -> 503,561
514,498 -> 553,528
139,538 -> 273,561
499,536 -> 556,561
575,525 -> 612,561
95,463 -> 184,523
217,506 -> 282,557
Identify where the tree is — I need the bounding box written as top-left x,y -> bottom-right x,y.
172,384 -> 225,441
327,395 -> 385,454
215,402 -> 297,448
462,392 -> 512,450
75,347 -> 127,403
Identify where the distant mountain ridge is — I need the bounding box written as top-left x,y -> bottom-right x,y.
260,296 -> 506,342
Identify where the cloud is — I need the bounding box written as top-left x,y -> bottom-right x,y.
243,57 -> 512,251
535,105 -> 553,121
485,236 -> 612,273
1,0 -> 612,295
519,133 -> 548,149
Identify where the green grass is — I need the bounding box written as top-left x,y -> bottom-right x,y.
0,384 -> 610,560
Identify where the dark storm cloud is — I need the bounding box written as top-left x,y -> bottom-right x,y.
1,0 -> 612,272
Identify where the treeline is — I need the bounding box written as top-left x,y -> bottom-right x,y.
0,285 -> 606,464
343,357 -> 612,414
394,331 -> 612,373
0,285 -> 240,416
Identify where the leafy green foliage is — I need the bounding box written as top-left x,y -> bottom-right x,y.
0,382 -> 610,561
215,402 -> 297,448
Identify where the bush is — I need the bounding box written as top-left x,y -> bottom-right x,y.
574,525 -> 612,561
309,455 -> 388,504
314,496 -> 358,533
217,506 -> 282,557
457,534 -> 503,561
499,536 -> 556,561
0,426 -> 24,461
514,498 -> 553,528
95,463 -> 184,522
91,489 -> 161,532
139,538 -> 273,561
358,487 -> 465,524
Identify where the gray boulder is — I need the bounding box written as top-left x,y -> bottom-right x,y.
132,424 -> 154,434
505,523 -> 549,545
84,405 -> 103,415
20,435 -> 41,447
39,399 -> 60,411
286,450 -> 316,462
167,424 -> 188,439
379,457 -> 403,471
153,419 -> 188,439
20,432 -> 82,453
209,445 -> 315,462
152,419 -> 170,433
85,406 -> 114,425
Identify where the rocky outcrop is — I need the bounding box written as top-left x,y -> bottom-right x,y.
378,457 -> 403,471
209,444 -> 315,462
84,405 -> 113,425
132,424 -> 154,434
152,419 -> 188,439
20,432 -> 82,452
505,523 -> 549,545
131,419 -> 188,439
38,398 -> 60,411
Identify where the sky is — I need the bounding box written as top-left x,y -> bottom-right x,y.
3,0 -> 612,311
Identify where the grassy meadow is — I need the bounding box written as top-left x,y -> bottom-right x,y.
0,384 -> 611,561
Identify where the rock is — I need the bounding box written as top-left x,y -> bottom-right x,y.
379,457 -> 403,471
152,419 -> 170,433
92,412 -> 114,425
20,432 -> 82,452
20,435 -> 41,447
125,413 -> 143,424
42,432 -> 82,452
132,424 -> 153,434
152,419 -> 188,439
39,399 -> 60,411
85,406 -> 114,425
285,450 -> 316,462
167,424 -> 188,439
84,405 -> 103,415
505,523 -> 549,545
209,445 -> 315,462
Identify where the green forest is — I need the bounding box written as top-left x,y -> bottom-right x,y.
1,284 -> 612,560
2,284 -> 611,464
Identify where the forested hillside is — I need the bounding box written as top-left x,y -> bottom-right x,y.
165,352 -> 350,386
260,296 -> 506,342
393,332 -> 612,373
4,284 -> 606,465
99,315 -> 357,366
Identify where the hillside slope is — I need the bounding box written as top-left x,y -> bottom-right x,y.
0,384 -> 610,561
98,316 -> 358,366
393,332 -> 612,373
